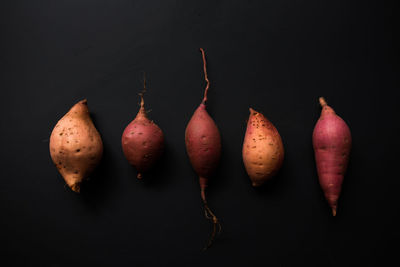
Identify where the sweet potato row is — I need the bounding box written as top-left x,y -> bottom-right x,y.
49,49 -> 351,249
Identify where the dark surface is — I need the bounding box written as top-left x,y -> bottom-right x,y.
0,0 -> 399,266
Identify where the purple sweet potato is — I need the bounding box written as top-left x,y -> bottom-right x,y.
313,97 -> 351,216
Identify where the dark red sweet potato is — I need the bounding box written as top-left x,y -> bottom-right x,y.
122,78 -> 164,179
185,48 -> 221,249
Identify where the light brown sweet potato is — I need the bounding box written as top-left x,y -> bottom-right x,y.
49,100 -> 103,192
242,108 -> 284,186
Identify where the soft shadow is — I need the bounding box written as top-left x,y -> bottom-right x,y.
78,113 -> 117,210
79,143 -> 117,210
250,162 -> 288,195
126,142 -> 174,189
202,139 -> 231,196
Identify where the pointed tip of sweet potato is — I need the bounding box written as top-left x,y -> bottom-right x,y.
249,107 -> 258,115
332,207 -> 337,216
70,182 -> 81,193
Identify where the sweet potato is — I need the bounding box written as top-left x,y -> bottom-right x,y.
185,48 -> 221,249
49,99 -> 103,192
185,105 -> 221,184
313,97 -> 351,216
121,79 -> 164,179
242,108 -> 284,186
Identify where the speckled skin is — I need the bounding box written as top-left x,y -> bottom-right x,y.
121,103 -> 164,179
185,103 -> 221,185
49,100 -> 103,192
313,98 -> 351,216
242,108 -> 284,187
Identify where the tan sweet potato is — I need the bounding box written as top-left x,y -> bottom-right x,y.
242,108 -> 284,186
49,99 -> 103,192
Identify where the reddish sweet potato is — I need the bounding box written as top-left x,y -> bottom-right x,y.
185,104 -> 221,185
121,79 -> 164,179
185,48 -> 221,249
313,97 -> 351,216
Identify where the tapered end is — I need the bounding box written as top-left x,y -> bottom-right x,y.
319,97 -> 327,107
70,183 -> 81,193
199,177 -> 208,203
332,207 -> 337,216
135,101 -> 147,119
249,108 -> 258,116
68,99 -> 89,117
318,97 -> 335,115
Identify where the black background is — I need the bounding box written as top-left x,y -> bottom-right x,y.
0,0 -> 399,266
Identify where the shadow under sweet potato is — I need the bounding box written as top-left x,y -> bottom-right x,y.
126,142 -> 174,189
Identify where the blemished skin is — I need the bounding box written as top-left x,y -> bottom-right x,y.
185,48 -> 221,250
313,97 -> 351,216
121,95 -> 164,179
49,99 -> 103,193
242,108 -> 284,186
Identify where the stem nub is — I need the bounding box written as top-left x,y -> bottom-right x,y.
70,182 -> 81,193
332,207 -> 337,216
199,48 -> 210,105
138,72 -> 146,113
319,97 -> 327,107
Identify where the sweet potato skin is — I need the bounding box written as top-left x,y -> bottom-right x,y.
121,109 -> 164,178
313,97 -> 351,216
242,108 -> 284,186
49,99 -> 103,192
185,103 -> 221,180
